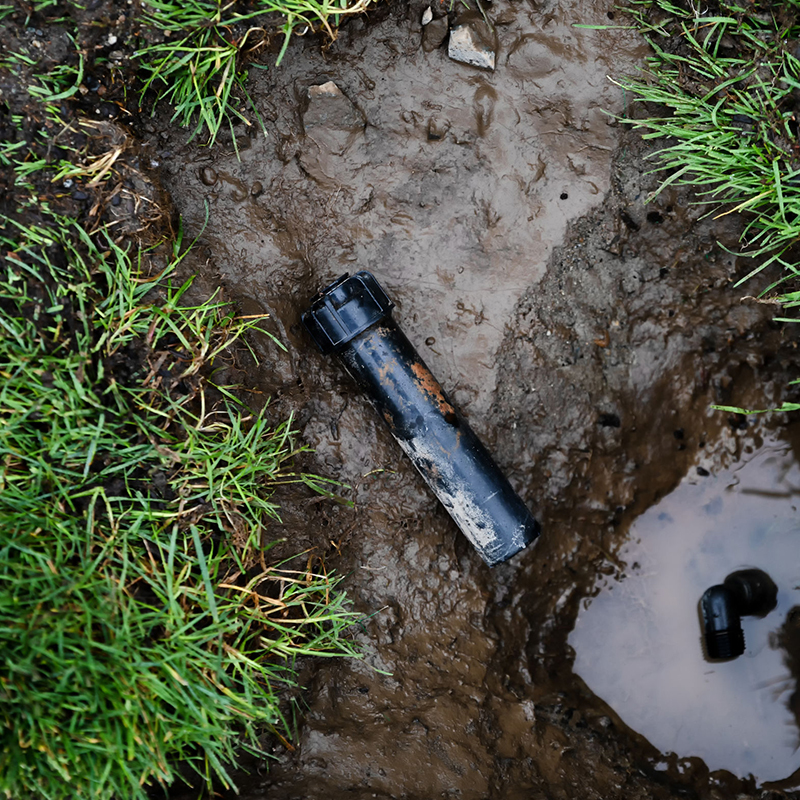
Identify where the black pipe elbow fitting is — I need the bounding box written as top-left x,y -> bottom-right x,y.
302,271 -> 540,566
701,569 -> 778,660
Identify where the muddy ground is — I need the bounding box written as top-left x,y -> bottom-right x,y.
4,0 -> 800,797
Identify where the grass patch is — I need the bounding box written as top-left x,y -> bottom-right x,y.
137,0 -> 378,145
614,0 -> 800,412
616,0 -> 800,284
0,217 -> 360,799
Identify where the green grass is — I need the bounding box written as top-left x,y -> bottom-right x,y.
137,0 -> 378,145
0,217 -> 361,799
617,0 -> 800,285
615,0 -> 800,411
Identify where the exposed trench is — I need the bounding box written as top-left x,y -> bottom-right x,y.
127,0 -> 800,796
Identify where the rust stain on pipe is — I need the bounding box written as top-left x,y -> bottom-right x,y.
410,361 -> 458,424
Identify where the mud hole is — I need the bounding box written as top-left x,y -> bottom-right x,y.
7,0 -> 800,795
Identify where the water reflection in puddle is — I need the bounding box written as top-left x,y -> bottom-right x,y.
569,437 -> 800,783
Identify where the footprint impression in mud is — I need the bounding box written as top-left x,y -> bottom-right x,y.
472,84 -> 496,137
299,81 -> 366,189
570,434 -> 800,785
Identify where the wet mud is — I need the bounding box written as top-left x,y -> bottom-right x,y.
20,0 -> 800,796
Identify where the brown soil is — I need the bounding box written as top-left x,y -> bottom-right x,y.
4,0 -> 800,797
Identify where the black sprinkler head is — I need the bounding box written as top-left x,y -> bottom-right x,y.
302,271 -> 540,566
700,569 -> 778,660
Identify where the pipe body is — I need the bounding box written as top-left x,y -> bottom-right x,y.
700,569 -> 778,660
302,271 -> 539,566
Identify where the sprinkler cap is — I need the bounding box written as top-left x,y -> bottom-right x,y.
302,271 -> 395,355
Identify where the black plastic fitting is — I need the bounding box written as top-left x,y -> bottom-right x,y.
302,271 -> 540,566
701,569 -> 778,659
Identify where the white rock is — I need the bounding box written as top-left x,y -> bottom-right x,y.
448,23 -> 495,70
308,80 -> 342,98
422,6 -> 433,25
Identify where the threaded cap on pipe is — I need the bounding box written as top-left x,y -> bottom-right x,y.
705,627 -> 745,660
302,271 -> 394,355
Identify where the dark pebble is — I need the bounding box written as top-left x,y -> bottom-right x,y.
200,166 -> 217,186
425,337 -> 435,346
251,181 -> 263,197
72,190 -> 89,201
110,194 -> 121,206
697,466 -> 710,477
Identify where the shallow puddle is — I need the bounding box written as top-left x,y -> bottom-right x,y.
570,432 -> 800,784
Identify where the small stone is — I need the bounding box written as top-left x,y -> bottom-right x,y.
251,181 -> 263,197
200,166 -> 217,186
302,81 -> 364,152
110,194 -> 121,206
448,21 -> 496,70
109,50 -> 124,62
72,190 -> 89,201
308,80 -> 343,99
422,17 -> 448,52
108,33 -> 118,45
421,6 -> 433,24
